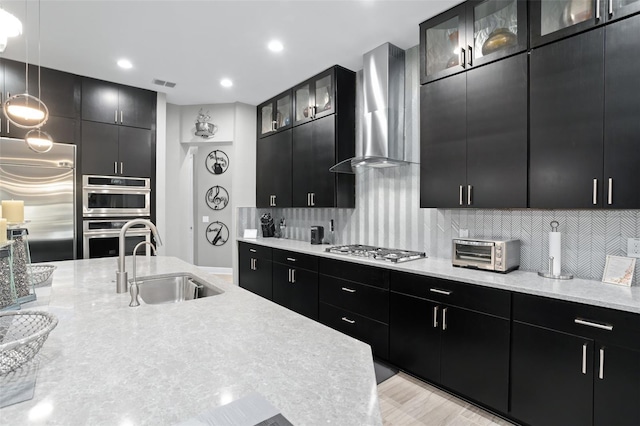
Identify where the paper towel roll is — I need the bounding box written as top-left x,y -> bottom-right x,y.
549,232 -> 562,275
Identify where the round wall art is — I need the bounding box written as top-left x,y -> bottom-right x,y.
205,149 -> 229,175
205,186 -> 229,211
206,221 -> 229,246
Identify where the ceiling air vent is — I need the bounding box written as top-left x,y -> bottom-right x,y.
152,78 -> 176,88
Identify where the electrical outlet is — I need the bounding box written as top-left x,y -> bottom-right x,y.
202,216 -> 209,223
628,238 -> 640,258
459,228 -> 469,238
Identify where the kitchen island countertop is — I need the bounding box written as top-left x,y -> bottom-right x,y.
0,256 -> 381,425
239,237 -> 640,314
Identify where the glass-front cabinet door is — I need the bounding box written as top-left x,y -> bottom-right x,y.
257,91 -> 292,138
607,0 -> 640,21
293,69 -> 334,126
420,4 -> 467,84
530,0 -> 603,47
468,0 -> 527,67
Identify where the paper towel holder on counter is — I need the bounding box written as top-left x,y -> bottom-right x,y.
538,220 -> 574,280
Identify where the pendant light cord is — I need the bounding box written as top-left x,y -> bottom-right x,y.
24,0 -> 28,95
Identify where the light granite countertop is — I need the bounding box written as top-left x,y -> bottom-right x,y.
0,256 -> 382,425
239,237 -> 640,314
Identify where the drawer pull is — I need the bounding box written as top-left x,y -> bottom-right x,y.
599,347 -> 605,380
341,287 -> 356,293
582,343 -> 588,374
341,317 -> 355,324
430,288 -> 452,296
249,249 -> 257,253
574,318 -> 613,331
286,257 -> 297,262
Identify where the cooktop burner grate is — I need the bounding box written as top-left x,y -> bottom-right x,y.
325,245 -> 427,263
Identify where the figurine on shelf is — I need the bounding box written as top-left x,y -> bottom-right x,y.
195,109 -> 218,139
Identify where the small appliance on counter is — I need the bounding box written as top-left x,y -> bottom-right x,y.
260,213 -> 276,238
452,238 -> 520,273
310,226 -> 324,245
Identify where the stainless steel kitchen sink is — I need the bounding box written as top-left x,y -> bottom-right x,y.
133,273 -> 223,305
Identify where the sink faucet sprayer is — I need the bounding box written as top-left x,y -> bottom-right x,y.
129,241 -> 157,307
116,219 -> 162,294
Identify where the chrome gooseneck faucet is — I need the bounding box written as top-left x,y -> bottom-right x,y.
116,219 -> 162,294
129,240 -> 157,307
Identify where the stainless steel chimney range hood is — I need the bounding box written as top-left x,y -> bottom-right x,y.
330,42 -> 408,174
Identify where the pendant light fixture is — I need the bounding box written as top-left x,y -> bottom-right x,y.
0,6 -> 23,53
2,0 -> 51,145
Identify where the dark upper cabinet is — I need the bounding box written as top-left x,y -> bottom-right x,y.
420,0 -> 527,84
257,90 -> 292,139
38,67 -> 80,119
292,68 -> 335,126
81,121 -> 152,177
82,78 -> 155,129
256,129 -> 292,207
421,53 -> 527,208
257,65 -> 355,208
603,14 -> 640,208
530,0 -> 640,47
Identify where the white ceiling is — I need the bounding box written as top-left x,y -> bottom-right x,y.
0,0 -> 461,106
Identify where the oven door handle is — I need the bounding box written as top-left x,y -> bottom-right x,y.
83,230 -> 151,238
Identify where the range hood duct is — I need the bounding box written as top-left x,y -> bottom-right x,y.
330,42 -> 407,174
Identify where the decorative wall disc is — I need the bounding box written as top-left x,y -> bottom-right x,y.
206,221 -> 229,246
205,149 -> 229,175
205,186 -> 229,211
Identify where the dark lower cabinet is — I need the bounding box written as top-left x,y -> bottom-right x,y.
511,322 -> 594,426
238,242 -> 273,300
390,289 -> 510,413
272,262 -> 318,320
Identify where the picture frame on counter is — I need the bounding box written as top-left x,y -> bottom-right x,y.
602,255 -> 636,287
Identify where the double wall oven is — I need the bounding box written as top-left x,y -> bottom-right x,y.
82,175 -> 152,259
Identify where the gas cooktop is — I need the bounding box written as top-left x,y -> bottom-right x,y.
325,244 -> 427,263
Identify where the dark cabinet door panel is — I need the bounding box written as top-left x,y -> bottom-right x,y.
118,126 -> 152,178
318,258 -> 388,290
389,292 -> 441,383
511,322 -> 594,426
292,122 -> 313,206
81,121 -> 119,176
311,115 -> 336,207
118,85 -> 156,129
593,344 -> 640,426
82,79 -> 119,124
273,263 -> 318,320
319,274 -> 389,323
43,116 -> 79,145
420,74 -> 467,208
256,130 -> 292,207
530,28 -> 605,208
439,307 -> 510,413
238,242 -> 272,261
603,15 -> 640,208
320,302 -> 389,359
40,67 -> 80,119
238,252 -> 272,300
466,53 -> 528,208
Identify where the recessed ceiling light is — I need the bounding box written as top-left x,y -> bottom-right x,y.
117,59 -> 133,69
268,40 -> 284,52
220,79 -> 233,88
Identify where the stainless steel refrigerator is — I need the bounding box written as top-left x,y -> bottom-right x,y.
0,137 -> 76,262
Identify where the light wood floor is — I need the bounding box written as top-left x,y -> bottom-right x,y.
378,372 -> 515,426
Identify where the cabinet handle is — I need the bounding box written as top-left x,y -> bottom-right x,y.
467,46 -> 472,66
599,347 -> 605,379
433,306 -> 439,328
607,178 -> 612,205
593,178 -> 598,205
460,47 -> 466,69
430,288 -> 452,296
250,258 -> 254,270
582,343 -> 588,374
459,185 -> 464,206
341,317 -> 355,324
467,185 -> 472,206
574,318 -> 614,331
307,193 -> 311,206
114,162 -> 118,174
442,307 -> 448,331
249,248 -> 257,253
288,268 -> 291,282
608,0 -> 613,16
120,110 -> 123,124
273,195 -> 276,206
311,106 -> 316,119
120,162 -> 123,175
341,287 -> 356,293
272,120 -> 277,131
311,193 -> 315,206
291,269 -> 296,283
596,0 -> 601,19
286,257 -> 297,262
115,110 -> 118,123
